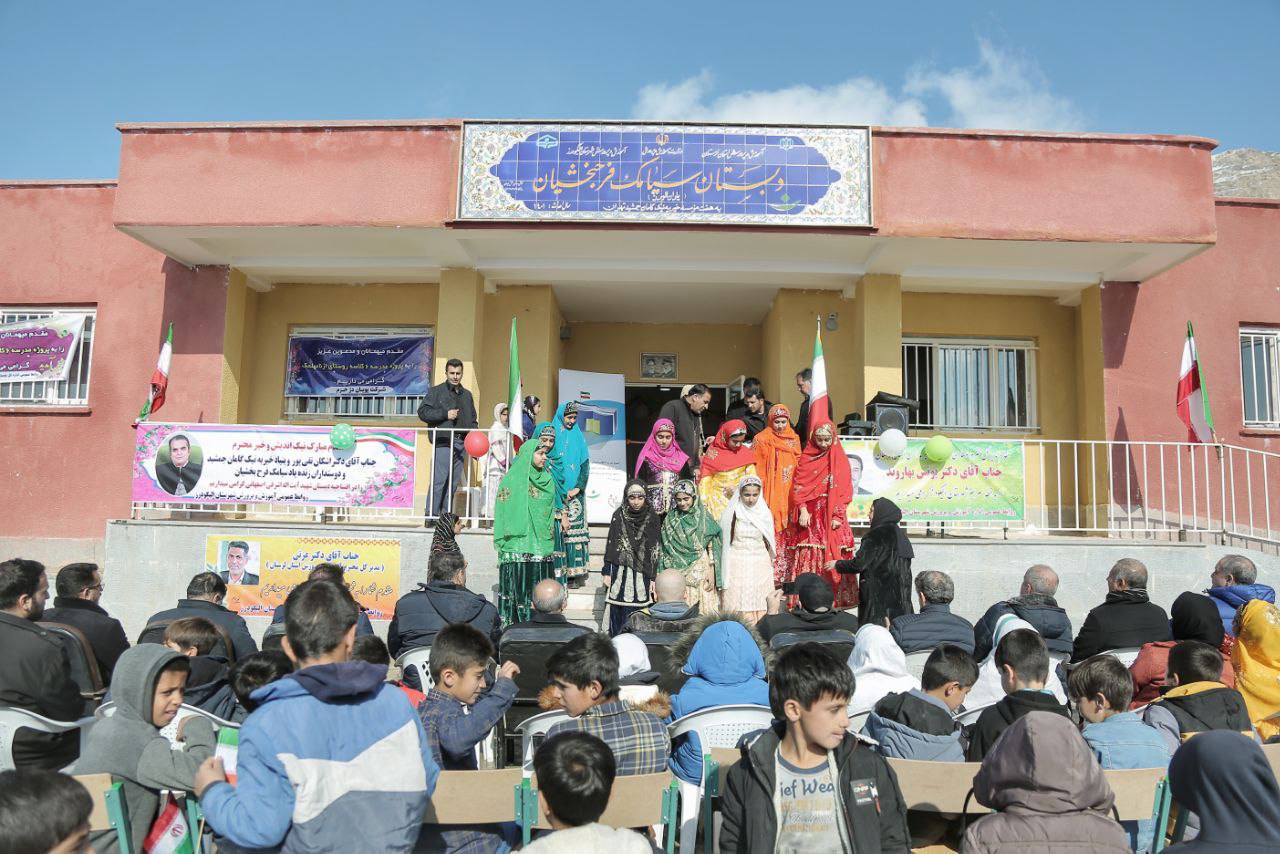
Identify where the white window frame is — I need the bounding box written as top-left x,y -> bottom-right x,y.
1240,326 -> 1280,428
0,307 -> 96,407
901,336 -> 1039,432
283,325 -> 433,421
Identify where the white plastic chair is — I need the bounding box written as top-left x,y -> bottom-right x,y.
395,646 -> 434,692
667,704 -> 774,854
1101,647 -> 1143,668
903,650 -> 934,679
847,709 -> 871,733
515,709 -> 573,769
0,706 -> 96,772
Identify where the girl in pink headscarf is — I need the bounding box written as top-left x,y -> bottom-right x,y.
635,418 -> 694,514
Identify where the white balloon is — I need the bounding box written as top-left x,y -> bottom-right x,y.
877,428 -> 907,458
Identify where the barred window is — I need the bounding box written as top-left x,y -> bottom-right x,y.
283,325 -> 431,421
0,307 -> 96,406
1240,327 -> 1280,427
901,337 -> 1037,431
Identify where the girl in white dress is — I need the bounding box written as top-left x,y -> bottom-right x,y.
718,476 -> 776,623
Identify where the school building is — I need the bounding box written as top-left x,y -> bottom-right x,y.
2,119 -> 1278,634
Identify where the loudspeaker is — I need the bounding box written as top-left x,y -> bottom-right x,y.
867,403 -> 909,435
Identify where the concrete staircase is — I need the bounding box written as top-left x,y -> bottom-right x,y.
563,525 -> 611,630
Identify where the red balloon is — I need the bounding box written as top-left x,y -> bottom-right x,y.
464,430 -> 490,458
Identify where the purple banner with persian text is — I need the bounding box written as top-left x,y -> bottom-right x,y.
0,314 -> 85,382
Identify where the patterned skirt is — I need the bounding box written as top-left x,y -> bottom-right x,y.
498,553 -> 556,624
554,495 -> 591,577
673,550 -> 720,615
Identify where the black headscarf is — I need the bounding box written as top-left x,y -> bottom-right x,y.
430,512 -> 462,556
1171,590 -> 1225,647
604,479 -> 662,577
870,497 -> 913,560
1167,730 -> 1280,852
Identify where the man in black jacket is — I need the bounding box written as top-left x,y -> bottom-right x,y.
0,558 -> 85,769
756,573 -> 859,642
42,562 -> 130,683
144,572 -> 258,661
720,643 -> 910,853
387,551 -> 501,687
656,384 -> 710,466
889,570 -> 975,654
1071,558 -> 1172,662
972,564 -> 1074,660
724,378 -> 772,441
966,628 -> 1070,761
622,570 -> 701,634
417,358 -> 479,518
794,368 -> 834,444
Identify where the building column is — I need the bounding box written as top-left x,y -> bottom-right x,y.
1075,284 -> 1107,442
219,268 -> 258,423
851,274 -> 903,413
435,268 -> 487,397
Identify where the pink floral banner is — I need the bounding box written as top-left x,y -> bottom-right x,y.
132,423 -> 416,508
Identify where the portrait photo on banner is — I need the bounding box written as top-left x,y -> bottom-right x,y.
154,431 -> 204,496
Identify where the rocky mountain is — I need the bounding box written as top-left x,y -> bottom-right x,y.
1213,148 -> 1280,199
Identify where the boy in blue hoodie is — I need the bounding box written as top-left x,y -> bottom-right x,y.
194,580 -> 439,852
1068,653 -> 1170,853
863,644 -> 977,762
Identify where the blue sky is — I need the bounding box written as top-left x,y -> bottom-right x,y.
2,1 -> 1277,178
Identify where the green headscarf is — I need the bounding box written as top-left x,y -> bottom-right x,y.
660,479 -> 723,582
493,427 -> 557,557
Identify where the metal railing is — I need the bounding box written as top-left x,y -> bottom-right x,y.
130,430 -> 1280,550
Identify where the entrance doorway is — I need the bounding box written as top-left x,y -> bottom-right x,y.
624,384 -> 729,473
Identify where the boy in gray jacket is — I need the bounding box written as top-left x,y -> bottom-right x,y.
862,645 -> 977,762
75,644 -> 216,853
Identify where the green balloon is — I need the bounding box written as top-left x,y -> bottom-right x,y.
924,434 -> 953,463
330,423 -> 356,451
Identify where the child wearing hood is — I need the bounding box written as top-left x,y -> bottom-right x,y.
75,644 -> 217,853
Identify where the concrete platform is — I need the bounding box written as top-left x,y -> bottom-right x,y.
96,518 -> 1280,645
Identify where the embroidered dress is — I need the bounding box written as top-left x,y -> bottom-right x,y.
753,403 -> 802,533
660,480 -> 722,614
634,417 -> 692,515
776,423 -> 857,610
493,424 -> 557,624
549,401 -> 591,579
482,403 -> 512,519
697,419 -> 759,522
602,480 -> 662,635
718,476 -> 777,620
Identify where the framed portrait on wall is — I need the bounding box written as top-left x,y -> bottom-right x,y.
640,353 -> 678,380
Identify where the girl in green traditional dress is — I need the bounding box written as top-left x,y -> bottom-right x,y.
548,401 -> 592,585
493,424 -> 557,624
659,479 -> 723,615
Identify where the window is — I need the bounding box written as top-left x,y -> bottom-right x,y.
283,325 -> 431,420
1240,327 -> 1280,427
0,307 -> 96,406
901,337 -> 1037,431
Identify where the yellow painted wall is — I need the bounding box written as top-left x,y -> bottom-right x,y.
562,322 -> 762,388
480,285 -> 563,420
241,281 -> 440,426
901,291 -> 1079,439
219,269 -> 259,423
764,290 -> 859,418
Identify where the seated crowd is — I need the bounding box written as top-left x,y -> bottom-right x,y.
2,549 -> 1280,853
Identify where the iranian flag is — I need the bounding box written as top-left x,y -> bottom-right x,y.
137,322 -> 173,423
215,727 -> 240,785
809,318 -> 832,437
1176,321 -> 1215,444
507,317 -> 523,441
143,792 -> 194,854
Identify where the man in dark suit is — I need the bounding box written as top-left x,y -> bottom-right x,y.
145,572 -> 258,661
794,368 -> 834,443
0,558 -> 85,769
155,433 -> 202,496
216,541 -> 260,586
417,358 -> 478,518
724,377 -> 772,441
42,562 -> 130,682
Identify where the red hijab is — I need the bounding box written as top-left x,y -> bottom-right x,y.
792,422 -> 853,508
699,419 -> 756,477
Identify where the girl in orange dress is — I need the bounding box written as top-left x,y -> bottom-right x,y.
752,403 -> 801,534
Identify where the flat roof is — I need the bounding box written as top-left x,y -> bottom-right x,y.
0,179 -> 117,188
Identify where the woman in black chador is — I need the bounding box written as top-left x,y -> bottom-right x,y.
834,497 -> 915,627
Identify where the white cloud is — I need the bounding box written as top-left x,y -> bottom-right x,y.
630,39 -> 1086,133
905,38 -> 1087,131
